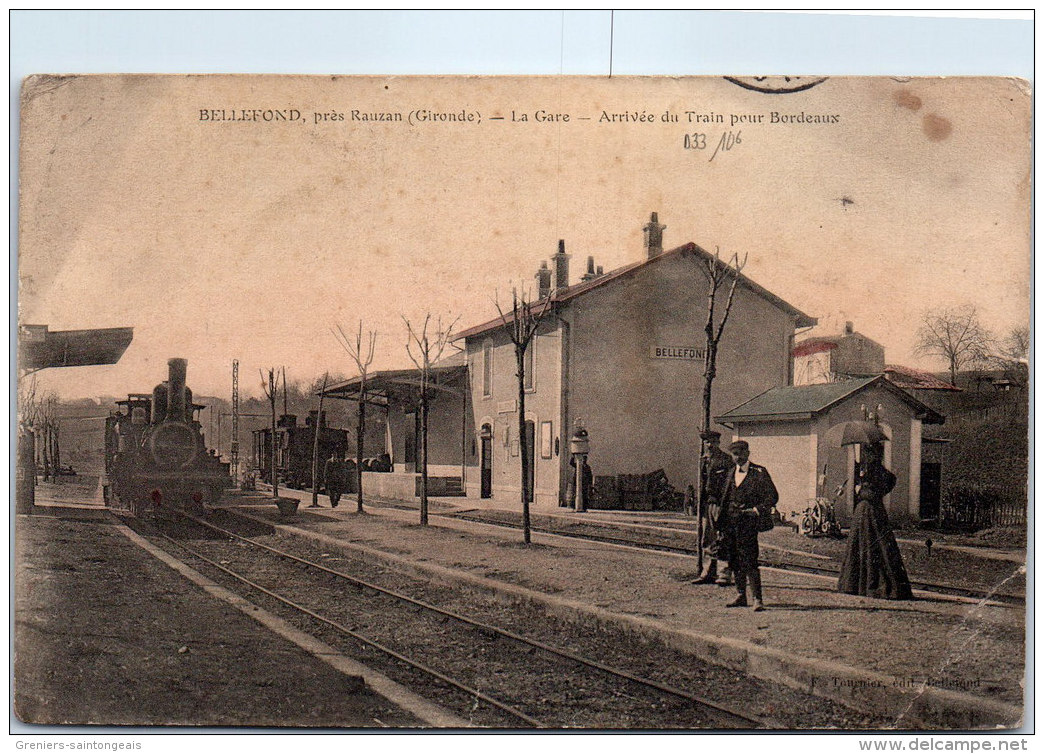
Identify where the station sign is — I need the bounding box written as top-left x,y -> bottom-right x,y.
650,345 -> 704,361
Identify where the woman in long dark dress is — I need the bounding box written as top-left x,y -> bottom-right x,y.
837,442 -> 914,600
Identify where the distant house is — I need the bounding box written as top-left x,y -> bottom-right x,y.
792,321 -> 884,385
717,376 -> 944,527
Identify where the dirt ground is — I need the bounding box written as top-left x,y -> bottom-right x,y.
13,507 -> 423,728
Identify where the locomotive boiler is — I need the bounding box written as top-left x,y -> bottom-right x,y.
103,358 -> 230,517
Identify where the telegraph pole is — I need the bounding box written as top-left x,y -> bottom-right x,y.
231,359 -> 240,483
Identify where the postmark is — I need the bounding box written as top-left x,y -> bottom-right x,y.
724,76 -> 829,94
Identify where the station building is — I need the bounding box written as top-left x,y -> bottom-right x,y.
454,213 -> 816,508
322,214 -> 947,523
319,213 -> 817,508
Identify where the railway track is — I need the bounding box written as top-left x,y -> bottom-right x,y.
381,505 -> 1025,607
138,512 -> 777,729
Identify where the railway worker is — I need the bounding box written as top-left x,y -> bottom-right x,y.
694,430 -> 735,585
324,451 -> 346,509
718,440 -> 778,612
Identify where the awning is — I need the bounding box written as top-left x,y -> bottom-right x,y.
19,325 -> 133,371
322,363 -> 468,405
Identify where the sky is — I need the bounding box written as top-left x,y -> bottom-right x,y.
17,74 -> 1029,402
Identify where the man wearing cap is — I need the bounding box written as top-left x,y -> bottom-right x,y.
718,440 -> 778,611
693,430 -> 735,585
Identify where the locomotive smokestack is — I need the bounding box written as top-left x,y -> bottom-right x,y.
167,358 -> 188,422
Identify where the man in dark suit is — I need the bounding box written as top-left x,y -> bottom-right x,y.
323,451 -> 346,509
718,440 -> 778,611
694,430 -> 735,584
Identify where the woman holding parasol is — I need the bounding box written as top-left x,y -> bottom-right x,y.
837,419 -> 914,600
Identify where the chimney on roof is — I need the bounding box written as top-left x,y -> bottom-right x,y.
643,211 -> 666,259
535,260 -> 552,300
596,265 -> 603,276
581,255 -> 597,282
552,239 -> 570,292
844,321 -> 854,336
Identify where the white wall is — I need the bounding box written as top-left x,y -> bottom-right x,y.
738,432 -> 814,520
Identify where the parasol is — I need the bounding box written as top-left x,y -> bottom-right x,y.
839,420 -> 888,447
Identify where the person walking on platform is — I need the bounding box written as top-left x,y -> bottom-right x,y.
694,431 -> 735,585
837,441 -> 914,600
324,451 -> 346,509
719,440 -> 777,611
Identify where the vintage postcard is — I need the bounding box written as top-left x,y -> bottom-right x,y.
15,75 -> 1030,730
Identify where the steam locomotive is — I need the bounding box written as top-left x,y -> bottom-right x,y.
103,358 -> 231,517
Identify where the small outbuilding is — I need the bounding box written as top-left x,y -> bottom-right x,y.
716,376 -> 945,527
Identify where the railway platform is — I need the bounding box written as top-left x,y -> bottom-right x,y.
248,486 -> 1027,729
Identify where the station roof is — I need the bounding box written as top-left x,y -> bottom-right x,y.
19,325 -> 133,371
455,242 -> 817,341
717,376 -> 945,426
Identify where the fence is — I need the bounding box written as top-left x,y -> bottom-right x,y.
940,484 -> 1027,530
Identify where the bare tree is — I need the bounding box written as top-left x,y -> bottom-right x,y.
18,379 -> 65,484
334,322 -> 378,512
404,313 -> 460,526
309,372 -> 329,508
46,395 -> 61,481
695,247 -> 747,569
494,286 -> 554,544
259,368 -> 282,499
16,375 -> 41,510
914,304 -> 992,386
18,374 -> 39,429
26,392 -> 61,482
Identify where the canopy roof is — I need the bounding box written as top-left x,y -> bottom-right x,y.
321,352 -> 467,406
19,325 -> 133,371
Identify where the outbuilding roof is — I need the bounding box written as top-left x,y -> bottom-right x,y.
717,375 -> 945,425
455,242 -> 817,340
